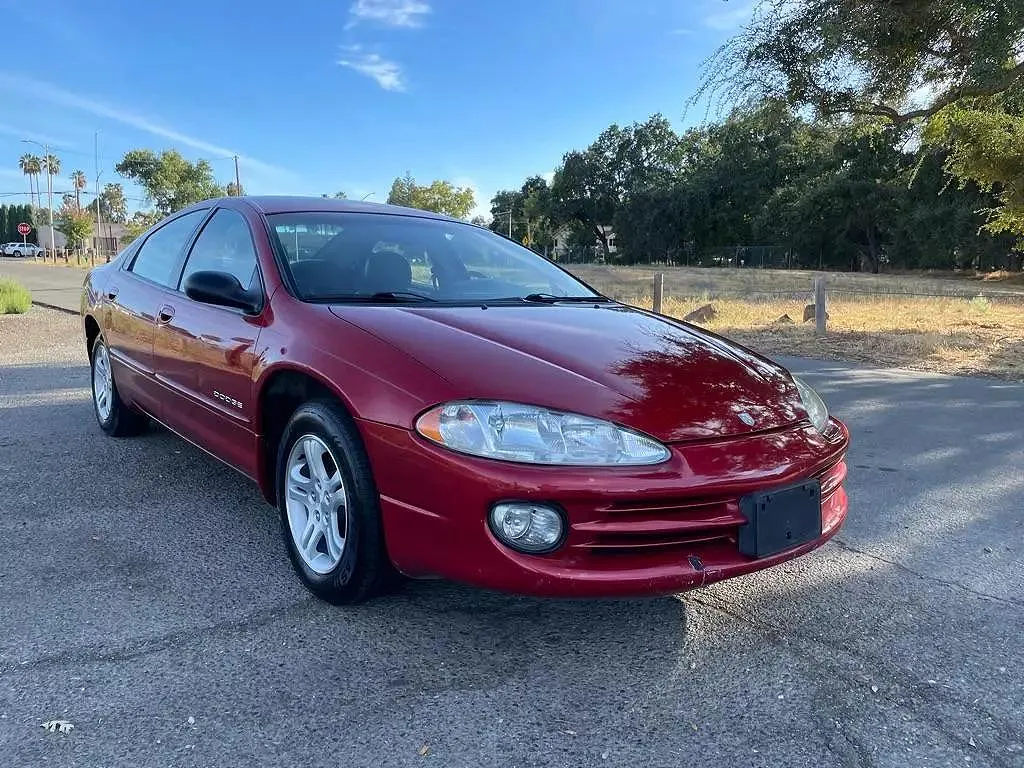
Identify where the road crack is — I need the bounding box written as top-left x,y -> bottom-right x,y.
0,598 -> 317,675
831,538 -> 1022,607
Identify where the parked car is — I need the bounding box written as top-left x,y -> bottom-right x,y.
80,196 -> 850,605
2,242 -> 44,257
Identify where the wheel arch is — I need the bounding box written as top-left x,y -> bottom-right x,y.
254,363 -> 361,505
84,314 -> 101,361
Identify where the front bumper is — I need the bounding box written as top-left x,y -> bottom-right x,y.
359,417 -> 850,598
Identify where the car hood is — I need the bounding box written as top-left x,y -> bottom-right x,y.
328,302 -> 805,443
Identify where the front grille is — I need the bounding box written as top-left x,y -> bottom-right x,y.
571,495 -> 743,554
572,457 -> 847,556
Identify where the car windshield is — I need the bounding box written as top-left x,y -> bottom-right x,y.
266,211 -> 601,303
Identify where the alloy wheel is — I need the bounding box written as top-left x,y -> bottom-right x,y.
92,343 -> 114,422
284,434 -> 350,574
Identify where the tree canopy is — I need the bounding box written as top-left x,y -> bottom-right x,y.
695,0 -> 1024,124
689,0 -> 1024,246
386,173 -> 475,219
85,183 -> 129,224
54,204 -> 93,250
489,100 -> 1017,272
923,86 -> 1024,239
484,0 -> 1021,270
115,149 -> 224,215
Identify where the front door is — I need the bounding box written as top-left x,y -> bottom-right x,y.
103,209 -> 211,418
151,208 -> 266,478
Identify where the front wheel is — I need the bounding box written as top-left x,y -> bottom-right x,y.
91,336 -> 148,436
276,400 -> 393,604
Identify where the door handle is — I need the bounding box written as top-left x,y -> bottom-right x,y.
157,305 -> 175,324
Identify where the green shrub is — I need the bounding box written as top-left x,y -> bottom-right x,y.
0,278 -> 32,314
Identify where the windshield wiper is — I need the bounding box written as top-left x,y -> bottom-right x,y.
521,293 -> 611,304
317,291 -> 439,303
367,291 -> 439,302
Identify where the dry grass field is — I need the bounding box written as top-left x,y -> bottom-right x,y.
616,293 -> 1023,381
562,264 -> 1024,380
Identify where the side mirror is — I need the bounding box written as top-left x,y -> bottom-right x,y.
183,270 -> 260,313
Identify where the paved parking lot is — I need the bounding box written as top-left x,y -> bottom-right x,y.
0,306 -> 1021,768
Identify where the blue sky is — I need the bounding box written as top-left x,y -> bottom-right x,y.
0,0 -> 752,220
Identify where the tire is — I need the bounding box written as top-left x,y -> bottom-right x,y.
90,336 -> 148,436
276,399 -> 393,605
12,251 -> 21,258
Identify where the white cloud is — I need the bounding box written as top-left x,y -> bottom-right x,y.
542,170 -> 555,184
671,28 -> 694,36
346,0 -> 430,29
337,46 -> 406,91
703,1 -> 755,30
0,72 -> 291,180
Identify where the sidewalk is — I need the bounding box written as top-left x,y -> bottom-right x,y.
0,257 -> 87,313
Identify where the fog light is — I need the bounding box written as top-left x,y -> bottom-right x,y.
489,502 -> 564,554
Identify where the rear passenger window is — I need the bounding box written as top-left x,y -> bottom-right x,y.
180,209 -> 259,292
129,210 -> 208,287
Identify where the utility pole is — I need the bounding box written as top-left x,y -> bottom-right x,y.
46,144 -> 54,255
94,131 -> 103,257
233,155 -> 241,195
495,209 -> 513,237
22,139 -> 56,256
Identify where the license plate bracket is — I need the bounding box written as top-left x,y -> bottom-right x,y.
738,480 -> 822,558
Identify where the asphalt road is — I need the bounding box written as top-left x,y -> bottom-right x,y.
0,308 -> 1022,768
0,257 -> 91,312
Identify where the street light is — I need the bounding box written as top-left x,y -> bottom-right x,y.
21,139 -> 56,256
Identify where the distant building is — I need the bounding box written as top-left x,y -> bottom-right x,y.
552,224 -> 617,259
35,222 -> 129,254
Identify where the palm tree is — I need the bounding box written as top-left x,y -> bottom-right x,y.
71,170 -> 87,211
40,155 -> 61,223
18,154 -> 41,207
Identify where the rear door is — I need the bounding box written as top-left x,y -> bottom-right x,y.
102,209 -> 210,418
151,207 -> 266,477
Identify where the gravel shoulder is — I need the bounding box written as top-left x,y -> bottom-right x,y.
0,306 -> 1021,768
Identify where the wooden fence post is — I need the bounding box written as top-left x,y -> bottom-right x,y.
653,272 -> 665,314
814,275 -> 827,335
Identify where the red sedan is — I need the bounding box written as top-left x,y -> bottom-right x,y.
81,196 -> 849,604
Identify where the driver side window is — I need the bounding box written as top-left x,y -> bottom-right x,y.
179,209 -> 259,292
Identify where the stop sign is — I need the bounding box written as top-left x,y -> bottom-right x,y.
17,222 -> 30,236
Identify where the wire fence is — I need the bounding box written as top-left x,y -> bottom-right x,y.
566,266 -> 1024,310
551,244 -> 823,269
551,242 -> 1024,278
18,248 -> 118,267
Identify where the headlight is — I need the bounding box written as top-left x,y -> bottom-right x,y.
792,376 -> 829,433
414,401 -> 671,466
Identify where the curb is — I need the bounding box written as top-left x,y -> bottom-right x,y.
31,300 -> 79,317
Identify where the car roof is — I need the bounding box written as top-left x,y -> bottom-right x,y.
210,195 -> 464,224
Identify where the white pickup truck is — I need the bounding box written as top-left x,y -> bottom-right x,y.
1,242 -> 45,257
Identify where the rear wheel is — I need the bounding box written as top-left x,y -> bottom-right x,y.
276,400 -> 392,604
91,336 -> 147,436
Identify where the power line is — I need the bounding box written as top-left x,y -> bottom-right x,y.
0,190 -> 150,203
